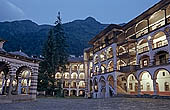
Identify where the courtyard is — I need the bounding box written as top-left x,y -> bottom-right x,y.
0,97 -> 170,110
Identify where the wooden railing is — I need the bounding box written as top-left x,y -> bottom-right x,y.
153,58 -> 169,66
138,46 -> 149,54
152,39 -> 168,49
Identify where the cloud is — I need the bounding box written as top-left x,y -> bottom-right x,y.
0,0 -> 25,22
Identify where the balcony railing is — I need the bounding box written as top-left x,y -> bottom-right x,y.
107,68 -> 114,73
152,39 -> 168,49
138,46 -> 149,54
153,58 -> 169,66
136,28 -> 148,38
149,19 -> 165,32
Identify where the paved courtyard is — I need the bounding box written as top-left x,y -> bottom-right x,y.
0,97 -> 170,110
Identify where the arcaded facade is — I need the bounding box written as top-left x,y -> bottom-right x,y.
55,56 -> 86,97
0,39 -> 39,101
85,0 -> 170,98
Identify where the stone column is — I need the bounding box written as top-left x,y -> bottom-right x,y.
114,74 -> 117,95
29,67 -> 38,99
164,31 -> 170,63
98,81 -> 101,98
76,81 -> 79,96
18,79 -> 22,94
112,44 -> 117,71
153,79 -> 157,95
68,83 -> 71,96
137,80 -> 141,95
148,39 -> 154,66
8,74 -> 15,96
1,76 -> 5,94
105,80 -> 110,98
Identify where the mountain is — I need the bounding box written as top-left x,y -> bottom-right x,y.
0,17 -> 108,56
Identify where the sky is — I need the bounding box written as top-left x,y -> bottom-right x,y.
0,0 -> 161,24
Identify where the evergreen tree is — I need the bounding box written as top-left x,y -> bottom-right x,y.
38,12 -> 68,96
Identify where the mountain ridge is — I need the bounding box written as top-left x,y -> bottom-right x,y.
0,17 -> 117,56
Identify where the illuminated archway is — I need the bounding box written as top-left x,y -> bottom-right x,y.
154,69 -> 170,96
127,74 -> 138,94
139,71 -> 153,95
16,66 -> 32,94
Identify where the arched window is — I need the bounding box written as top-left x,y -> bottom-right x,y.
55,72 -> 62,79
137,39 -> 149,54
64,72 -> 69,79
136,20 -> 148,38
94,66 -> 99,75
63,81 -> 69,88
117,60 -> 126,70
72,64 -> 78,71
106,47 -> 113,59
94,54 -> 99,64
79,73 -> 85,79
100,51 -> 106,62
166,5 -> 170,23
101,64 -> 106,74
71,72 -> 78,79
107,61 -> 114,72
149,10 -> 165,31
71,81 -> 77,88
79,64 -> 84,71
118,46 -> 126,55
152,32 -> 168,49
139,71 -> 153,93
79,81 -> 85,88
126,26 -> 135,38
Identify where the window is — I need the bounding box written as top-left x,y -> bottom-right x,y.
162,72 -> 165,76
165,82 -> 169,91
129,83 -> 133,90
143,59 -> 148,67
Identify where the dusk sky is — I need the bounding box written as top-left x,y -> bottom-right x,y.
0,0 -> 160,24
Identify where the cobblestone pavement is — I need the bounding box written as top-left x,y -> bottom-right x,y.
0,97 -> 170,110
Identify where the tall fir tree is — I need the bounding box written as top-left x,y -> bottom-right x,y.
38,12 -> 68,96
